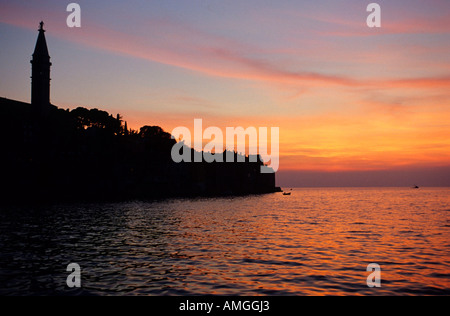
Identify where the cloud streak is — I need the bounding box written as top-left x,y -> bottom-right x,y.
2,2 -> 449,93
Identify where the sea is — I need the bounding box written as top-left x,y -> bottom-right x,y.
0,187 -> 449,296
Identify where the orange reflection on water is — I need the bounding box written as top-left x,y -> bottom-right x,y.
2,188 -> 447,295
137,188 -> 449,295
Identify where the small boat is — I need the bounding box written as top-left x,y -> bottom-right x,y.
412,185 -> 419,189
283,192 -> 291,196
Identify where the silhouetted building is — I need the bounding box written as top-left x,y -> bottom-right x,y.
31,21 -> 52,116
0,22 -> 278,203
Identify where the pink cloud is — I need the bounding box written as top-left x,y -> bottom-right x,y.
2,2 -> 449,94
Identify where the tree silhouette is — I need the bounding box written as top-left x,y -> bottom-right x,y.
1,99 -> 277,203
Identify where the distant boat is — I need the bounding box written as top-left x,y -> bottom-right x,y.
283,192 -> 291,196
412,185 -> 420,189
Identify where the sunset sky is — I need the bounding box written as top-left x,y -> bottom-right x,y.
1,0 -> 450,186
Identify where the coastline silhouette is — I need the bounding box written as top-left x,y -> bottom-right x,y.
0,22 -> 278,203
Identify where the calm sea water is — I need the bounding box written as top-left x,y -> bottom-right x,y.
0,188 -> 449,296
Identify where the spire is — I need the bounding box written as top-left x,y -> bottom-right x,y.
124,121 -> 129,135
31,21 -> 52,113
33,21 -> 50,60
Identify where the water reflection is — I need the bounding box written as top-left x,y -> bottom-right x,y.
1,188 -> 449,295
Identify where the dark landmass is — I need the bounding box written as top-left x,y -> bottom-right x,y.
0,22 -> 278,204
0,97 -> 278,203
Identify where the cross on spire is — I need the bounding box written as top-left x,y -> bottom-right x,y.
39,21 -> 45,32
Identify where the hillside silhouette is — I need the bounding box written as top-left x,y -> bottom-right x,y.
0,98 -> 277,202
0,22 -> 277,203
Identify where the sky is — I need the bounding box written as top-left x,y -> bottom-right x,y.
1,0 -> 450,186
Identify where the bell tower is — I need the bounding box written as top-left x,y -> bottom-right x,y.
31,21 -> 51,115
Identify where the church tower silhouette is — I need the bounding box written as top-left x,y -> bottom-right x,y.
31,21 -> 52,115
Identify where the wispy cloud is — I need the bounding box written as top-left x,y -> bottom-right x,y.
2,2 -> 449,93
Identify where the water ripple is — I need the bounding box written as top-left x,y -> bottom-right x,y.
0,187 -> 449,296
